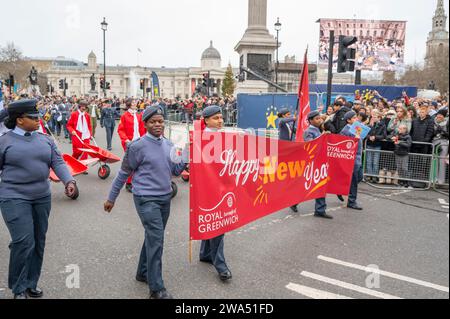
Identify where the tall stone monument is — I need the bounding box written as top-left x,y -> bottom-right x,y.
235,0 -> 278,94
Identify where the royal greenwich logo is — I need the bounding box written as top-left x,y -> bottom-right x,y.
198,193 -> 239,234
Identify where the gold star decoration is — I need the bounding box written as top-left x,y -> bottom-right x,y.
266,111 -> 278,129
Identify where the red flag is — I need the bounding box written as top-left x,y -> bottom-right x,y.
295,50 -> 311,142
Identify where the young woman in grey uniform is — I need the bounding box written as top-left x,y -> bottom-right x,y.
0,99 -> 79,299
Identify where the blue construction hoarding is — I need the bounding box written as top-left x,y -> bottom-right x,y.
237,84 -> 417,130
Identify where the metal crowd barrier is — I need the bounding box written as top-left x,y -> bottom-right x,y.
431,142 -> 449,195
363,141 -> 437,190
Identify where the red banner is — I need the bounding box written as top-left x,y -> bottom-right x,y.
190,129 -> 358,241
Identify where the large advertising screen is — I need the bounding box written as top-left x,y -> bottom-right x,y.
318,19 -> 407,72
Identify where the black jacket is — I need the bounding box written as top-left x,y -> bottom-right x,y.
367,121 -> 387,147
327,106 -> 351,134
394,134 -> 412,156
410,116 -> 435,143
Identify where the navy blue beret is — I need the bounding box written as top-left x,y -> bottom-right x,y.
7,99 -> 40,118
142,106 -> 164,122
344,111 -> 357,121
202,105 -> 222,118
307,110 -> 321,121
278,108 -> 290,116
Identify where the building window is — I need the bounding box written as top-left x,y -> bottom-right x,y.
374,31 -> 377,37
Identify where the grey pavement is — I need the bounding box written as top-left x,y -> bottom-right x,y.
0,124 -> 448,299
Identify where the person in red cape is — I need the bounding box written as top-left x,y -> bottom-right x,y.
117,98 -> 146,191
66,100 -> 92,160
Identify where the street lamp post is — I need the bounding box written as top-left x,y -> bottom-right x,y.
274,17 -> 282,92
101,17 -> 108,97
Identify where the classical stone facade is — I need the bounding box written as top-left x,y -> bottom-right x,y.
28,42 -> 236,98
425,0 -> 449,67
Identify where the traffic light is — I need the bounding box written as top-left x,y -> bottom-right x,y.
140,79 -> 144,90
337,36 -> 357,73
106,82 -> 111,90
59,79 -> 65,89
100,77 -> 105,89
9,74 -> 14,89
202,73 -> 209,87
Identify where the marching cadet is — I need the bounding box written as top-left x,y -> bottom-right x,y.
303,111 -> 333,219
340,111 -> 364,211
100,99 -> 118,151
104,106 -> 188,300
0,99 -> 78,299
277,108 -> 300,213
199,105 -> 233,282
66,100 -> 92,160
278,108 -> 296,141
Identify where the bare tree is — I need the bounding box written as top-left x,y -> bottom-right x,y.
0,42 -> 32,90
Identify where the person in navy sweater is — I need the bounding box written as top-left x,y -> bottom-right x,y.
199,105 -> 233,283
104,105 -> 188,300
340,111 -> 363,211
0,99 -> 78,299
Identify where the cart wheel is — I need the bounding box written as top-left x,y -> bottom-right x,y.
98,165 -> 111,180
181,175 -> 190,182
171,181 -> 178,199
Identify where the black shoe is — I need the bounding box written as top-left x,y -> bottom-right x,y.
290,205 -> 299,213
26,287 -> 43,298
136,274 -> 147,283
337,195 -> 345,202
347,205 -> 363,211
219,271 -> 233,282
150,289 -> 173,300
314,213 -> 334,219
82,172 -> 89,175
14,292 -> 28,299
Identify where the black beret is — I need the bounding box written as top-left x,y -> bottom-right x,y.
202,105 -> 222,118
143,106 -> 164,122
7,99 -> 40,118
307,110 -> 321,121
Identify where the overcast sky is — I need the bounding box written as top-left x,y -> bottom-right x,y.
1,0 -> 448,68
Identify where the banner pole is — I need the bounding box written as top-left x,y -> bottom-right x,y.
189,239 -> 192,264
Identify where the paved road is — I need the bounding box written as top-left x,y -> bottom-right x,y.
0,124 -> 448,299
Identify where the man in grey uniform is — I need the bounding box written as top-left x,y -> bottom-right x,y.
104,106 -> 188,299
100,99 -> 118,151
303,111 -> 333,219
199,105 -> 233,282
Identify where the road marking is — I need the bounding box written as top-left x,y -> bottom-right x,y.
318,255 -> 449,293
386,190 -> 413,197
438,199 -> 449,206
286,283 -> 353,299
301,271 -> 402,299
